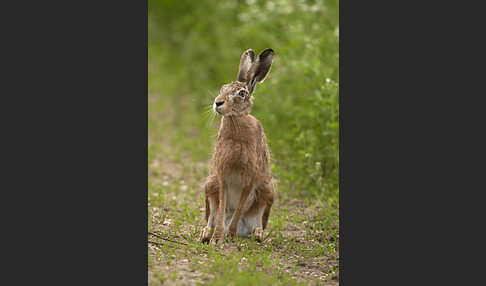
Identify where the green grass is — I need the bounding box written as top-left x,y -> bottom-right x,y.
148,0 -> 339,284
147,107 -> 339,284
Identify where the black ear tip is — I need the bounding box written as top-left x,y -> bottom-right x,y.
243,49 -> 255,55
241,49 -> 255,62
259,49 -> 275,60
263,48 -> 275,54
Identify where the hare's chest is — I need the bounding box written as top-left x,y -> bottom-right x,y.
215,140 -> 257,168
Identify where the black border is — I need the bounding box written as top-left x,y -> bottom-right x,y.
339,0 -> 482,284
2,1 -> 148,284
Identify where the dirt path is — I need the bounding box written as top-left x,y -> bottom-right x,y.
148,138 -> 339,285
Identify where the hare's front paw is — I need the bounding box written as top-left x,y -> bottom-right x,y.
252,227 -> 264,242
200,226 -> 212,244
210,227 -> 224,245
228,225 -> 238,241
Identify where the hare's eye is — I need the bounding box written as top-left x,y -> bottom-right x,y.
238,90 -> 246,97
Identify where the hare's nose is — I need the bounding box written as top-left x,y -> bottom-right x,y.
215,101 -> 225,107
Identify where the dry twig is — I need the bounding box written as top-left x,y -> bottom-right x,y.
148,231 -> 189,246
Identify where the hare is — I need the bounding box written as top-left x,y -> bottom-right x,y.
201,48 -> 276,245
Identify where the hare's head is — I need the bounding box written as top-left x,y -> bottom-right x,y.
213,48 -> 275,116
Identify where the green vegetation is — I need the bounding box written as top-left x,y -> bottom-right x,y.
148,0 -> 339,285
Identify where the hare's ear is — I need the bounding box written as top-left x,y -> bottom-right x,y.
237,49 -> 255,83
247,48 -> 275,93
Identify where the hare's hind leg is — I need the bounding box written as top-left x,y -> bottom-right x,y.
201,176 -> 218,243
261,181 -> 275,230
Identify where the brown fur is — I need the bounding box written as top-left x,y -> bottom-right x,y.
201,49 -> 276,244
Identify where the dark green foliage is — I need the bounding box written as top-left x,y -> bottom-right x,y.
149,0 -> 339,202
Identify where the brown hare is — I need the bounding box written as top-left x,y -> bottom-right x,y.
201,48 -> 276,245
